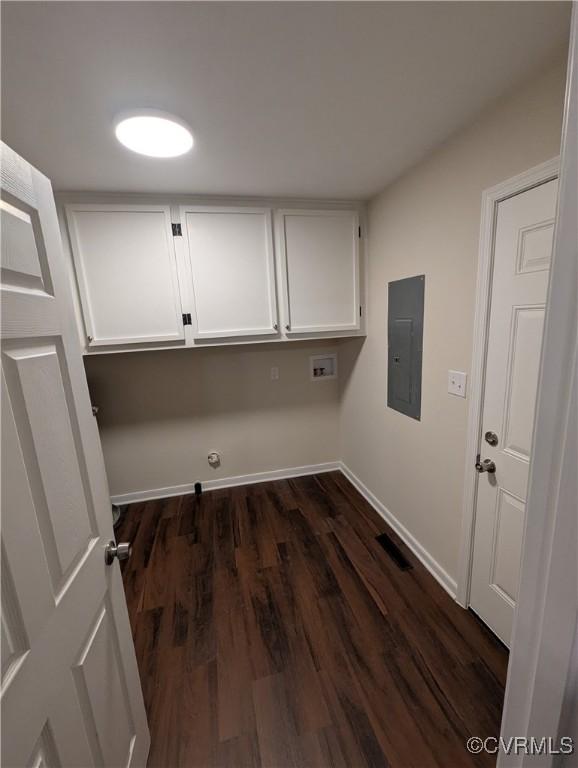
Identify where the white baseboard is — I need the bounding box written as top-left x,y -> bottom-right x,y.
111,458 -> 457,600
110,461 -> 340,506
338,462 -> 457,599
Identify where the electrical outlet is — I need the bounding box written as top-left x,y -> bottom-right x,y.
448,370 -> 467,398
271,366 -> 279,381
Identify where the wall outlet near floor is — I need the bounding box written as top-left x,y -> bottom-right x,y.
270,366 -> 279,381
448,370 -> 467,398
208,451 -> 221,468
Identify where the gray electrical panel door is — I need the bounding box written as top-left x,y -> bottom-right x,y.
387,275 -> 424,420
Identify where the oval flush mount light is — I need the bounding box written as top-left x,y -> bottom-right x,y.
114,109 -> 193,158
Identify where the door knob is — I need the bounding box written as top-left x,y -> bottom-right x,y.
475,456 -> 496,474
484,430 -> 499,447
104,540 -> 131,566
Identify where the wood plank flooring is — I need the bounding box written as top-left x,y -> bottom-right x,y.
117,471 -> 508,768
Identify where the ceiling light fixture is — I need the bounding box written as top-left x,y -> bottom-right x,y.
114,109 -> 193,158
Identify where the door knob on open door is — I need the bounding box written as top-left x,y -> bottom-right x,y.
475,456 -> 496,474
104,540 -> 131,565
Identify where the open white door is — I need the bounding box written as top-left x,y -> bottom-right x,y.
1,143 -> 150,767
499,11 -> 577,763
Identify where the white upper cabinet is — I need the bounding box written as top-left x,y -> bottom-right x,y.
277,210 -> 360,334
61,197 -> 364,353
65,204 -> 184,346
181,206 -> 278,338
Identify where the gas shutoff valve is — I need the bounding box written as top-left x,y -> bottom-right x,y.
208,451 -> 221,468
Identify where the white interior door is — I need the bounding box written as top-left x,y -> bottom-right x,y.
470,177 -> 558,646
65,203 -> 185,347
1,143 -> 150,767
278,210 -> 360,334
181,206 -> 278,338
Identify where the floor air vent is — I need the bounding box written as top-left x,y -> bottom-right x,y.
375,532 -> 412,571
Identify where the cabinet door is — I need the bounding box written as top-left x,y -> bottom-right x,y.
65,204 -> 184,346
181,207 -> 278,338
278,210 -> 360,334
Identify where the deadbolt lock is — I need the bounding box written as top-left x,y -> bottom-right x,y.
484,430 -> 499,447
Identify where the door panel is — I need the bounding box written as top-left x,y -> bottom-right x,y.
73,600 -> 136,767
0,200 -> 45,289
3,344 -> 97,588
490,489 -> 525,604
278,210 -> 360,333
1,143 -> 149,767
1,551 -> 29,685
182,207 -> 278,338
502,306 -> 545,460
65,204 -> 185,346
28,723 -> 60,768
470,177 -> 558,645
1,370 -> 55,646
516,219 -> 554,274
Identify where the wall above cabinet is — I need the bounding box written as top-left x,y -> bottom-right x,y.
58,194 -> 366,355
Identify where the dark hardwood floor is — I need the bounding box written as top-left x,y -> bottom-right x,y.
117,471 -> 508,768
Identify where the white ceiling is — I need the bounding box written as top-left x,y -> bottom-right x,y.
1,2 -> 570,199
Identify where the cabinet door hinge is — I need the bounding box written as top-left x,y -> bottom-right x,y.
172,223 -> 182,237
182,313 -> 192,326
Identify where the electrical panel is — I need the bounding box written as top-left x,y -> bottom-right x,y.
387,275 -> 425,420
